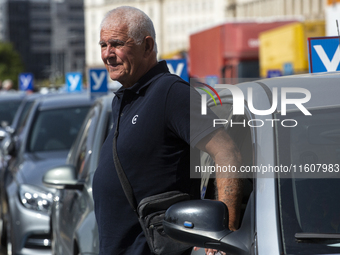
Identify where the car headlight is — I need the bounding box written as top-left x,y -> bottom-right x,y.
19,184 -> 54,213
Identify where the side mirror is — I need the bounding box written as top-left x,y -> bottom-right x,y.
0,128 -> 6,141
43,165 -> 84,190
1,133 -> 15,156
163,200 -> 249,255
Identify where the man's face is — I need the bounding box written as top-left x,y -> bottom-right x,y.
100,24 -> 145,87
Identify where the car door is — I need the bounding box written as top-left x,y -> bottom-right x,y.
58,105 -> 101,255
196,98 -> 256,254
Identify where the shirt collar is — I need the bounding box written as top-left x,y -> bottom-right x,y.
114,60 -> 169,98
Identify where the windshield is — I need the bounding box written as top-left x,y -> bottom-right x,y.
0,100 -> 22,126
27,106 -> 90,152
276,108 -> 340,254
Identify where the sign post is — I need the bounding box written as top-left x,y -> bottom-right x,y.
19,73 -> 34,92
308,36 -> 340,73
89,69 -> 108,97
165,59 -> 189,82
66,72 -> 83,93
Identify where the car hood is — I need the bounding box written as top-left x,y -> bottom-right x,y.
18,150 -> 69,187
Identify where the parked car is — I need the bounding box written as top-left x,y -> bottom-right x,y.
0,93 -> 94,255
164,71 -> 340,255
0,93 -> 49,173
43,94 -> 113,255
0,92 -> 26,140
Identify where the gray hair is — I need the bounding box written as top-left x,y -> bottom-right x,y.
100,6 -> 157,53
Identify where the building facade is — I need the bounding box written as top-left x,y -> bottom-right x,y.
0,0 -> 8,41
1,0 -> 85,81
225,0 -> 325,21
84,0 -> 327,69
50,0 -> 86,82
84,0 -> 229,68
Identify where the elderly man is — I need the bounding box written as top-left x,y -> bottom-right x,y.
92,6 -> 243,255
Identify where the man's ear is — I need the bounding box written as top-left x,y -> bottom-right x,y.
144,36 -> 155,57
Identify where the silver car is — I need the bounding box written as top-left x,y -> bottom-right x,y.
1,93 -> 94,255
164,71 -> 340,255
43,94 -> 113,255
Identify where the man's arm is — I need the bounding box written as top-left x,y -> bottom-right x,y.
196,128 -> 243,231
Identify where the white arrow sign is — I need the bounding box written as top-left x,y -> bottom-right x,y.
313,45 -> 340,72
91,71 -> 106,91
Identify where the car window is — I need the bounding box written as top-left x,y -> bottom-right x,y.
75,105 -> 112,179
202,103 -> 254,214
277,107 -> 340,254
0,100 -> 22,126
27,106 -> 90,152
15,101 -> 35,135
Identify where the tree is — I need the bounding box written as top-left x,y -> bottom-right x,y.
0,42 -> 24,90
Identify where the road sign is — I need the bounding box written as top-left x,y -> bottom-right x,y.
165,59 -> 189,82
205,75 -> 218,87
19,73 -> 34,91
308,36 -> 340,73
283,62 -> 294,75
267,70 -> 282,78
66,72 -> 82,92
89,69 -> 108,96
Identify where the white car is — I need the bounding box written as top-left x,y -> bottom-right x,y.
164,71 -> 340,255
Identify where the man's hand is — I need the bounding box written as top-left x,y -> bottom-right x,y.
193,247 -> 226,255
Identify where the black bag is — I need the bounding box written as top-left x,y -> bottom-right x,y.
112,118 -> 193,254
137,191 -> 192,255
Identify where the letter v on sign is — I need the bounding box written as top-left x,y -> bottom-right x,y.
313,45 -> 340,72
165,59 -> 189,82
308,37 -> 340,73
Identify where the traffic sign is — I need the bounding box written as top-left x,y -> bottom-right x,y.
19,73 -> 34,91
267,70 -> 282,78
205,75 -> 218,87
66,72 -> 82,92
308,36 -> 340,73
89,69 -> 108,95
283,62 -> 294,75
165,59 -> 189,82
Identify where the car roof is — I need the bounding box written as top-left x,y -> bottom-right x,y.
216,71 -> 340,114
0,91 -> 26,101
37,93 -> 94,111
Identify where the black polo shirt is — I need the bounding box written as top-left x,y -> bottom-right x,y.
93,61 -> 218,255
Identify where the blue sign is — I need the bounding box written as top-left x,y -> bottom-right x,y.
89,69 -> 108,95
19,73 -> 34,91
205,75 -> 218,87
267,70 -> 282,78
308,36 -> 340,73
283,62 -> 294,75
66,72 -> 82,92
165,59 -> 189,82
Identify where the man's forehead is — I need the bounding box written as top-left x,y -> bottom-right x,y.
100,24 -> 129,39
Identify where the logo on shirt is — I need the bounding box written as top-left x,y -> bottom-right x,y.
132,115 -> 138,124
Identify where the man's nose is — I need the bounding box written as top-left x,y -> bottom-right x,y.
103,45 -> 116,58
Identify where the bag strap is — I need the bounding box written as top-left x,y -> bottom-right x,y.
112,111 -> 138,214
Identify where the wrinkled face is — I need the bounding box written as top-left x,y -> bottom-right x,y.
100,24 -> 145,87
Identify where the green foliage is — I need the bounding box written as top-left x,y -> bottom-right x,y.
0,42 -> 24,89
